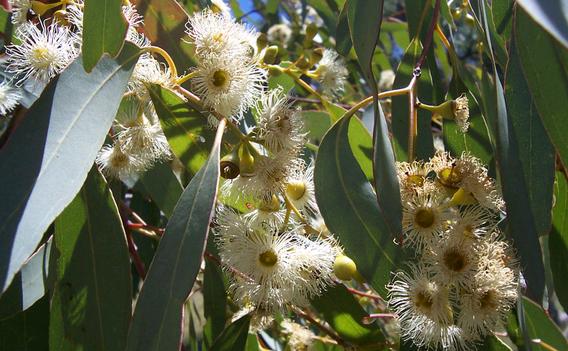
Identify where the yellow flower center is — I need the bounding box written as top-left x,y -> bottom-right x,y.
286,181 -> 306,201
211,69 -> 229,88
31,47 -> 53,68
438,167 -> 462,188
414,208 -> 435,229
258,249 -> 278,267
406,174 -> 425,187
413,291 -> 433,314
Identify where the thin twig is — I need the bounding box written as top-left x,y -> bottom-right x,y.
414,0 -> 442,71
344,286 -> 383,301
292,307 -> 347,347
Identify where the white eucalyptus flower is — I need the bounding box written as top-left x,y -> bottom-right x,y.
0,80 -> 22,116
314,49 -> 348,97
6,22 -> 79,85
192,55 -> 265,120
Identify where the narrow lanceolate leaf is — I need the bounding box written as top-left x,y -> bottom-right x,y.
0,239 -> 52,320
550,171 -> 568,310
311,285 -> 384,345
209,315 -> 251,351
315,116 -> 405,296
505,39 -> 555,236
516,8 -> 568,170
348,0 -> 402,237
149,85 -> 216,176
203,261 -> 227,348
0,43 -> 140,294
517,0 -> 568,49
50,168 -> 132,351
138,161 -> 183,218
82,0 -> 128,71
126,120 -> 224,351
479,4 -> 545,303
0,296 -> 49,349
522,297 -> 568,351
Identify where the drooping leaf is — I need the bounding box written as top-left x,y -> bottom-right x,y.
479,334 -> 512,351
136,0 -> 195,72
522,297 -> 568,351
515,8 -> 568,170
479,4 -> 545,303
335,2 -> 352,56
311,285 -> 384,345
50,167 -> 132,351
517,0 -> 568,49
314,116 -> 405,296
504,39 -> 555,236
126,121 -> 224,351
0,295 -> 49,349
82,0 -> 128,71
307,0 -> 338,36
0,43 -> 139,294
210,314 -> 251,351
550,171 -> 568,310
138,161 -> 183,218
202,260 -> 227,347
0,239 -> 52,320
348,0 -> 402,236
149,85 -> 217,176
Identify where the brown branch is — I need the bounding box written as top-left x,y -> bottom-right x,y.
414,0 -> 442,71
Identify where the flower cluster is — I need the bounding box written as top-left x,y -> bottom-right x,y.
185,9 -> 265,121
181,8 -> 345,323
2,0 -> 173,178
388,151 -> 519,350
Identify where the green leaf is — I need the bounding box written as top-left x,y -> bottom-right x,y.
311,285 -> 384,345
479,334 -> 512,351
308,0 -> 339,36
0,295 -> 49,349
302,111 -> 332,143
149,85 -> 217,176
136,0 -> 195,72
480,71 -> 545,303
126,122 -> 224,351
522,297 -> 568,351
504,39 -> 555,236
404,0 -> 431,40
210,315 -> 251,351
203,261 -> 227,347
82,0 -> 128,71
391,39 -> 435,161
550,171 -> 568,310
347,0 -> 383,82
50,167 -> 132,351
138,161 -> 183,218
335,2 -> 352,56
491,0 -> 514,39
517,0 -> 568,49
479,3 -> 545,303
0,43 -> 139,294
314,116 -> 405,296
0,239 -> 52,320
347,0 -> 402,236
515,8 -> 568,170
